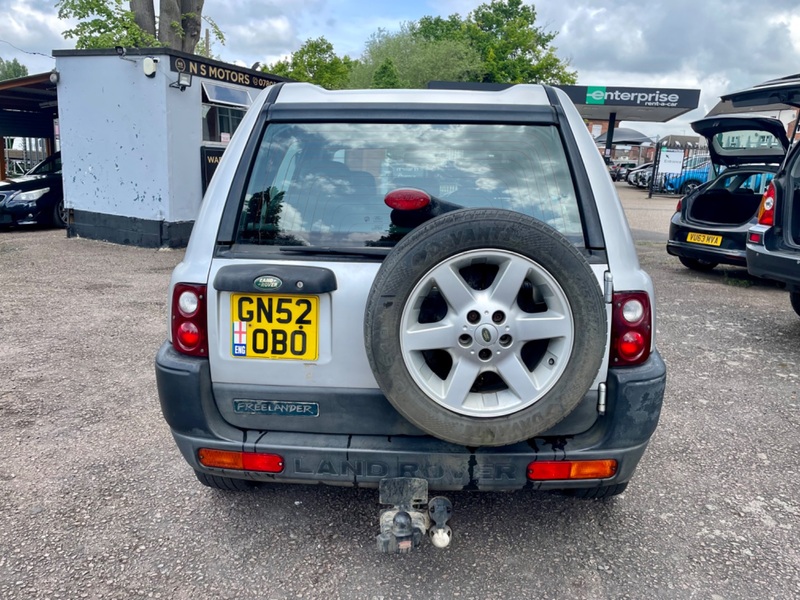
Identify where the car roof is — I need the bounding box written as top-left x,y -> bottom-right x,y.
722,74 -> 800,109
272,82 -> 552,107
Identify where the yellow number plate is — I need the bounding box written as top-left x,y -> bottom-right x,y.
686,232 -> 722,246
231,294 -> 319,360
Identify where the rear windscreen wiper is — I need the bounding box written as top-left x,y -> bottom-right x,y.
278,246 -> 391,257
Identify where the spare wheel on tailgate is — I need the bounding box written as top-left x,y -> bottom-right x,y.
364,208 -> 607,447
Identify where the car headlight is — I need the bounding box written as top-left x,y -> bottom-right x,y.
5,188 -> 50,207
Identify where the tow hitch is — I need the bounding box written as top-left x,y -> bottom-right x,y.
376,477 -> 453,553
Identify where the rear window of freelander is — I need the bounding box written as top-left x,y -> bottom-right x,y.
235,122 -> 584,248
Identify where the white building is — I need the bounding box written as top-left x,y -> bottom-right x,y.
53,48 -> 286,246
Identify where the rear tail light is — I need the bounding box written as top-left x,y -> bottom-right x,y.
171,283 -> 208,356
610,292 -> 652,366
757,182 -> 776,226
527,459 -> 617,480
198,448 -> 284,473
676,198 -> 682,212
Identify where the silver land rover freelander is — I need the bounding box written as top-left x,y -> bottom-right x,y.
156,83 -> 666,553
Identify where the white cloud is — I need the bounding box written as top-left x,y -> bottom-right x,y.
2,0 -> 800,138
0,0 -> 65,72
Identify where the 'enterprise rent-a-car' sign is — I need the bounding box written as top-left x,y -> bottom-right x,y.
563,85 -> 699,109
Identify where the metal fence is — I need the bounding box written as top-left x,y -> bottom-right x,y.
4,137 -> 49,177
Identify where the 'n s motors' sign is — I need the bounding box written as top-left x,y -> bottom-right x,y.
170,55 -> 279,90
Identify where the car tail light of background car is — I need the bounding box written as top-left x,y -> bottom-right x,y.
757,182 -> 776,226
610,292 -> 652,366
171,283 -> 208,356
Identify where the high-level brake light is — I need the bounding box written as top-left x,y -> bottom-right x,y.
384,188 -> 432,211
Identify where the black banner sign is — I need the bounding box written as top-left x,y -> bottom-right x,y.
170,56 -> 279,90
201,146 -> 226,193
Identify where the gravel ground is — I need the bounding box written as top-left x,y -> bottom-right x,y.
1,184 -> 799,599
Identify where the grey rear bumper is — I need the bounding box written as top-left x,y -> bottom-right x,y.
747,241 -> 800,291
156,342 -> 666,492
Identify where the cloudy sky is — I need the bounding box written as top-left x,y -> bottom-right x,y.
3,0 -> 800,137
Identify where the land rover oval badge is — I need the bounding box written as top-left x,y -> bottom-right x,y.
254,275 -> 282,291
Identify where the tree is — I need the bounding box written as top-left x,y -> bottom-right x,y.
371,58 -> 402,89
0,57 -> 29,82
56,0 -> 220,54
347,26 -> 484,89
414,0 -> 576,85
264,37 -> 354,90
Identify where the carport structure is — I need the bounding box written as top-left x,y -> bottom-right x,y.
0,72 -> 59,179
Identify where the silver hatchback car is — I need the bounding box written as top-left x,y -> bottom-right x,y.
156,83 -> 666,552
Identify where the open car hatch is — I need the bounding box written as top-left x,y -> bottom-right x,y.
690,116 -> 790,168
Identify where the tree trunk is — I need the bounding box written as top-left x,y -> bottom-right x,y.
158,0 -> 183,50
130,0 -> 156,37
157,0 -> 204,53
179,0 -> 205,54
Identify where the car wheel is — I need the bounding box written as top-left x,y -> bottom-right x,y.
53,198 -> 68,228
194,470 -> 261,491
680,180 -> 701,195
678,256 -> 718,272
364,208 -> 607,447
556,482 -> 628,499
790,291 -> 800,317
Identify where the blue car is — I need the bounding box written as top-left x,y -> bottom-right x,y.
662,159 -> 712,195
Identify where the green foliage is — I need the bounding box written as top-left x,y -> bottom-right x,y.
202,15 -> 226,47
56,0 -> 160,49
415,14 -> 467,43
347,26 -> 485,89
56,1 -> 222,54
413,0 -> 576,85
0,57 -> 29,81
264,37 -> 354,90
195,37 -> 220,60
371,58 -> 402,89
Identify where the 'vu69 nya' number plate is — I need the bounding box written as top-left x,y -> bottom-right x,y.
231,294 -> 319,360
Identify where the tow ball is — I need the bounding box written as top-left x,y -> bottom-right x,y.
376,477 -> 453,553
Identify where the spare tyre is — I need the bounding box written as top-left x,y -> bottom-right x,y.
364,208 -> 607,447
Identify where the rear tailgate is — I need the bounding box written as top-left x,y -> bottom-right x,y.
203,256 -> 611,436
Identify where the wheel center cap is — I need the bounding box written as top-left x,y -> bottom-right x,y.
475,324 -> 498,347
